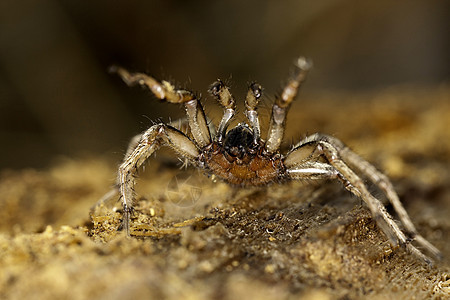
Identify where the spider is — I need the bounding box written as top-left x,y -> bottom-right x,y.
105,57 -> 441,265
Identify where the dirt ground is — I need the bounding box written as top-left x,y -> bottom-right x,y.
0,86 -> 449,299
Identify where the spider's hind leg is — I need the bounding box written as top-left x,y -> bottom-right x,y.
318,134 -> 442,260
314,136 -> 438,264
91,133 -> 143,214
286,133 -> 438,264
117,123 -> 200,236
93,117 -> 194,214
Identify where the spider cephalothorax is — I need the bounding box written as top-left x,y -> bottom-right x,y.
201,132 -> 286,187
102,58 -> 441,265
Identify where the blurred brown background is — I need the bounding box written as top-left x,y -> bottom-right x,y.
0,0 -> 448,168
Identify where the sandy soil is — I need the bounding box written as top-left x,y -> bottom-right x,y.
1,86 -> 449,299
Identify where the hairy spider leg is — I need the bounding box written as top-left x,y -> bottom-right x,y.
110,66 -> 211,148
91,117 -> 197,212
290,135 -> 434,264
286,161 -> 339,180
110,67 -> 216,234
316,134 -> 442,260
245,82 -> 263,144
90,133 -> 143,212
209,79 -> 236,142
118,124 -> 199,235
265,57 -> 312,153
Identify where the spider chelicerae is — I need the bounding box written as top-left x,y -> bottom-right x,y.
103,57 -> 441,264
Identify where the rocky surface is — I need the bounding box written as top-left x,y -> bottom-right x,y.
1,86 -> 449,299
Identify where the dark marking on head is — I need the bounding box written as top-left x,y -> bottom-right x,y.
223,124 -> 256,159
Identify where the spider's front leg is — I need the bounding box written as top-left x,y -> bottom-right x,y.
118,124 -> 199,235
265,57 -> 312,153
106,66 -> 213,235
110,66 -> 211,148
